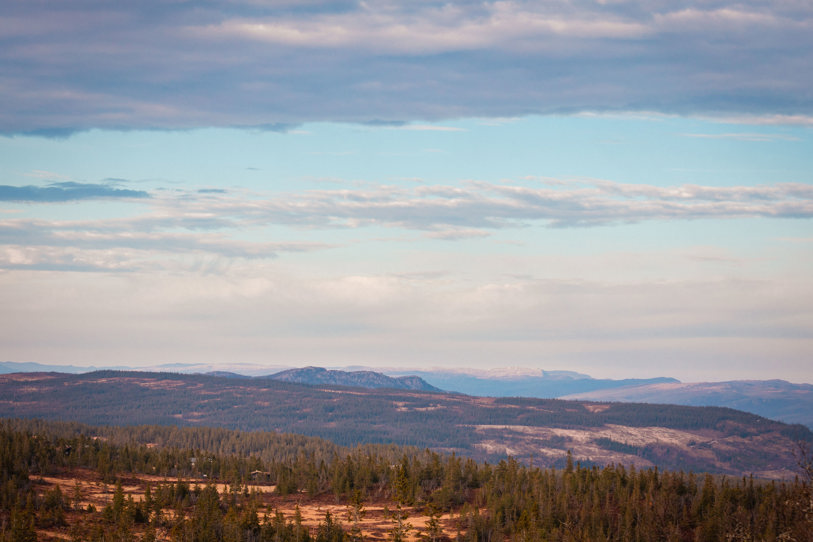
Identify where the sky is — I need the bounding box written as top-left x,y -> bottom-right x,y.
1,0 -> 812,382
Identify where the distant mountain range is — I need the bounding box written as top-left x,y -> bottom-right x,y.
0,361 -> 290,376
266,366 -> 441,392
0,361 -> 439,392
399,370 -> 813,430
395,369 -> 679,398
0,361 -> 121,374
3,361 -> 811,429
1,369 -> 810,478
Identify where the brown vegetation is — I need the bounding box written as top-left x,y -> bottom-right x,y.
28,468 -> 458,541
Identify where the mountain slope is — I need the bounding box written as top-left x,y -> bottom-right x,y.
0,370 -> 809,478
268,366 -> 442,392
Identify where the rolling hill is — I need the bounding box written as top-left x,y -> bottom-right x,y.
0,370 -> 809,479
8,361 -> 810,431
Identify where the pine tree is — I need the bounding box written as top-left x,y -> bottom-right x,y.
423,502 -> 443,542
9,503 -> 36,542
315,510 -> 346,542
387,503 -> 411,542
346,489 -> 366,541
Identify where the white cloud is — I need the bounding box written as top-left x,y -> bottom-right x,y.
395,125 -> 467,132
425,228 -> 491,240
0,215 -> 331,272
198,3 -> 652,54
707,114 -> 813,126
200,179 -> 813,230
653,7 -> 786,30
4,177 -> 811,274
681,132 -> 801,142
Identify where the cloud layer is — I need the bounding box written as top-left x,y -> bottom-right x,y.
158,179 -> 813,233
2,0 -> 812,133
2,177 -> 811,272
2,258 -> 810,381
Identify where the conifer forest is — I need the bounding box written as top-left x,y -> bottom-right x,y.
1,419 -> 811,541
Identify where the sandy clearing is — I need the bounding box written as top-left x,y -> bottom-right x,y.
32,470 -> 459,542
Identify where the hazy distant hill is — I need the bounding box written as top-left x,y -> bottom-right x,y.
1,370 -> 809,478
0,361 -> 100,374
396,369 -> 679,398
268,366 -> 441,392
0,360 -> 289,377
205,370 -> 249,379
563,380 -> 813,429
391,369 -> 813,430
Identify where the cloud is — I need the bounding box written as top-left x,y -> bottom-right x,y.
394,125 -> 467,132
710,114 -> 813,126
177,179 -> 813,230
2,177 -> 811,273
425,227 -> 491,241
0,182 -> 150,202
0,211 -> 331,272
2,0 -> 812,133
682,132 -> 801,142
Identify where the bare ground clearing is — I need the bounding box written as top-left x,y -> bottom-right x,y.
31,468 -> 458,541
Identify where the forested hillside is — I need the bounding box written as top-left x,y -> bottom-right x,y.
1,419 -> 811,541
0,371 -> 810,478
